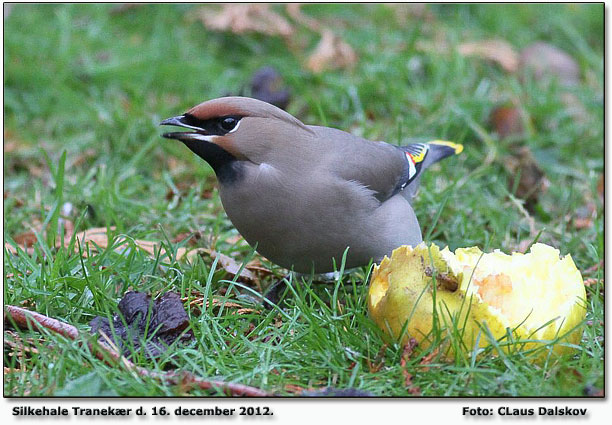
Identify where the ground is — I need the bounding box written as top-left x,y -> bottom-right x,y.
3,4 -> 604,396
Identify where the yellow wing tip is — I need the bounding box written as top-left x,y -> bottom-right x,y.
429,140 -> 464,155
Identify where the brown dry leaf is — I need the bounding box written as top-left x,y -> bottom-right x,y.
490,105 -> 525,139
5,243 -> 18,255
285,4 -> 321,32
597,175 -> 604,201
584,260 -> 603,275
519,42 -> 580,86
4,332 -> 40,356
225,234 -> 246,245
284,384 -> 307,394
6,231 -> 39,255
70,148 -> 97,168
4,191 -> 24,208
573,218 -> 593,230
13,232 -> 38,248
245,258 -> 274,278
171,230 -> 202,246
59,227 -> 188,259
505,146 -> 550,209
415,33 -> 450,55
110,4 -> 144,15
205,298 -> 242,310
385,4 -> 434,24
4,140 -> 18,154
367,343 -> 388,373
197,4 -> 294,38
307,29 -> 358,73
399,338 -> 420,394
583,278 -> 602,288
418,347 -> 440,372
458,40 -> 519,73
4,129 -> 24,153
516,239 -> 533,254
5,271 -> 32,280
186,248 -> 257,286
573,203 -> 597,230
560,92 -> 589,124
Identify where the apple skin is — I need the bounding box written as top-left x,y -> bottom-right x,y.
368,243 -> 586,359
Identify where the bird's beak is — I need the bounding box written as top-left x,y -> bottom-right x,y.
160,115 -> 213,142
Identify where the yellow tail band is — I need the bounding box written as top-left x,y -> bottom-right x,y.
428,140 -> 464,155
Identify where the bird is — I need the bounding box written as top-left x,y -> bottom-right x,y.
161,96 -> 462,274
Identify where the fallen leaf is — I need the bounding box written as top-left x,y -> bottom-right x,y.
284,384 -> 307,394
458,39 -> 519,72
560,92 -> 590,124
519,42 -> 580,86
69,148 -> 97,168
583,278 -> 601,287
573,218 -> 593,230
187,248 -> 257,286
196,4 -> 294,38
285,4 -> 321,32
224,234 -> 246,245
418,347 -> 440,372
504,146 -> 549,209
385,4 -> 434,24
248,66 -> 291,110
367,344 -> 388,373
584,260 -> 603,275
90,291 -> 194,359
13,232 -> 38,248
490,105 -> 525,139
171,231 -> 202,246
58,227 -> 188,259
307,29 -> 358,73
4,332 -> 41,356
245,258 -> 274,278
573,203 -> 597,230
399,338 -> 421,394
597,175 -> 604,201
4,140 -> 18,154
110,4 -> 143,14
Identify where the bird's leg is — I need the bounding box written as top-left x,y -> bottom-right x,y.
311,271 -> 342,284
262,270 -> 360,310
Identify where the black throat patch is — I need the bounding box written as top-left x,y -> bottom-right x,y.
181,139 -> 244,184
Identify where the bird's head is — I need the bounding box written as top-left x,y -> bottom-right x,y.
160,96 -> 313,162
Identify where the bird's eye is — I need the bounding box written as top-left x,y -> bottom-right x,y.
219,117 -> 239,133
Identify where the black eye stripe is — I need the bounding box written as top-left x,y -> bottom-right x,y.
182,114 -> 242,135
181,114 -> 209,129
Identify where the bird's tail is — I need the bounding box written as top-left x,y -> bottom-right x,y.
398,140 -> 463,201
423,140 -> 463,168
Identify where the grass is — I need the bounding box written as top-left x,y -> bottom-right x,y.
3,4 -> 603,397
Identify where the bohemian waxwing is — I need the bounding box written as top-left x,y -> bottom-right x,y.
161,97 -> 462,273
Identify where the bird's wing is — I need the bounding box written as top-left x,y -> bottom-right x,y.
310,126 -> 409,203
310,127 -> 463,203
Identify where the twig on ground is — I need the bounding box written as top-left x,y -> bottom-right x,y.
4,305 -> 270,397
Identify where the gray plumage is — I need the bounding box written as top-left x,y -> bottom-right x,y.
161,97 -> 462,273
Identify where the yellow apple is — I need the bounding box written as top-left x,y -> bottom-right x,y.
368,243 -> 586,358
